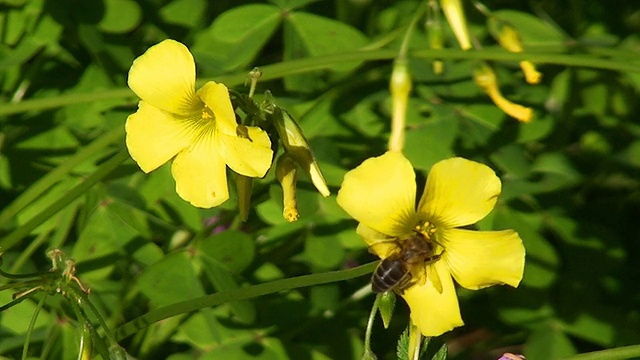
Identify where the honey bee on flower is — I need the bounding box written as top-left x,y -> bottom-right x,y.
337,151 -> 525,336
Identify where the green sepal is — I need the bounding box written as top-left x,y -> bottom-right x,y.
379,290 -> 397,329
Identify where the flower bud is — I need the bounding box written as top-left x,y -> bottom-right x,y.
440,0 -> 472,50
276,154 -> 300,222
389,59 -> 412,152
271,107 -> 330,197
473,63 -> 533,123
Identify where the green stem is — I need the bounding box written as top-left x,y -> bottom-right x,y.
559,345 -> 640,360
114,261 -> 377,340
0,150 -> 129,251
363,293 -> 381,357
22,294 -> 46,360
0,127 -> 123,227
0,48 -> 637,117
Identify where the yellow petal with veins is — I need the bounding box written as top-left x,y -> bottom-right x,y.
125,101 -> 198,173
418,157 -> 501,228
441,228 -> 525,289
197,81 -> 238,135
171,137 -> 229,208
217,125 -> 273,178
128,39 -> 201,115
402,260 -> 464,336
337,152 -> 418,237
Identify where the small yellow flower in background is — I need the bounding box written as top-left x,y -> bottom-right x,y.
125,39 -> 273,208
337,152 -> 525,336
473,63 -> 534,123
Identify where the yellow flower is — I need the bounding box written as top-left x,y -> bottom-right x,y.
125,40 -> 273,208
337,152 -> 525,336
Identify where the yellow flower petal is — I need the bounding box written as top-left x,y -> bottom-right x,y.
125,101 -> 197,173
418,157 -> 501,228
440,228 -> 525,289
217,126 -> 273,178
128,39 -> 201,115
197,81 -> 237,135
356,223 -> 398,259
403,260 -> 464,336
171,137 -> 229,208
337,152 -> 418,237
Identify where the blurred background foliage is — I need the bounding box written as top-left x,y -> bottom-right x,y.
1,0 -> 640,359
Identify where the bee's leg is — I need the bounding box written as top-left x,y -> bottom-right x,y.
395,274 -> 414,294
424,251 -> 443,264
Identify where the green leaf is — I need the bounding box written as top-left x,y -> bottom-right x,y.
396,327 -> 410,360
303,234 -> 345,269
286,12 -> 367,65
404,107 -> 458,172
0,293 -> 52,333
199,236 -> 256,324
193,4 -> 281,72
431,343 -> 448,360
197,230 -> 255,273
159,0 -> 206,27
525,323 -> 576,360
283,11 -> 367,92
97,0 -> 142,34
492,10 -> 566,48
268,0 -> 320,9
137,251 -> 205,308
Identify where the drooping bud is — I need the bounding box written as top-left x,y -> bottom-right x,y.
276,154 -> 300,222
489,18 -> 542,84
388,59 -> 412,152
440,0 -> 472,50
473,63 -> 534,123
268,103 -> 330,197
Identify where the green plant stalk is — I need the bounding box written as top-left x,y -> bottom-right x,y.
0,48 -> 638,117
115,261 -> 378,340
559,345 -> 640,360
0,127 -> 123,227
0,150 -> 129,251
22,294 -> 46,360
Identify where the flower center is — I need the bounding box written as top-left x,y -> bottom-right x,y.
413,221 -> 445,256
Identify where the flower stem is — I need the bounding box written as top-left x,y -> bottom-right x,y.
388,3 -> 425,153
114,261 -> 377,340
559,345 -> 640,360
362,294 -> 381,358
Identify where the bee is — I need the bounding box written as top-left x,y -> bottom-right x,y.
370,233 -> 442,294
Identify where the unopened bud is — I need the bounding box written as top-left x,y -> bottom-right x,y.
271,107 -> 330,197
276,154 -> 300,222
473,63 -> 533,123
440,0 -> 472,50
389,60 -> 412,152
